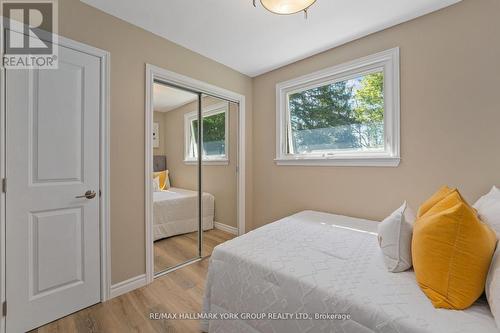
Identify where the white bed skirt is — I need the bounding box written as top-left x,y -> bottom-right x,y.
153,187 -> 214,241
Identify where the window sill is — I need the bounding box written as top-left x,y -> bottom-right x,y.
184,159 -> 229,166
274,156 -> 400,167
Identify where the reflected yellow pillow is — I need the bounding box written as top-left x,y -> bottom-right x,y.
153,170 -> 170,190
412,190 -> 496,309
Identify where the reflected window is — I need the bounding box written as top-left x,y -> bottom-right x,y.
185,102 -> 228,163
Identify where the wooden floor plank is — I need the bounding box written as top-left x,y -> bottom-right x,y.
31,229 -> 235,333
154,229 -> 234,272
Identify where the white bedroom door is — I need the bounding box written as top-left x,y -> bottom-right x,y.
5,43 -> 102,332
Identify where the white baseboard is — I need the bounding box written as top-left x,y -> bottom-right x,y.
214,222 -> 238,235
110,274 -> 147,299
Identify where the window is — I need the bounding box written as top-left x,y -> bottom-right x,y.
184,102 -> 229,164
276,48 -> 400,166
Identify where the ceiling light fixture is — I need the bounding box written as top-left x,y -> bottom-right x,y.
253,0 -> 316,18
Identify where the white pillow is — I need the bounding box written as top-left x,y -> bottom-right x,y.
486,245 -> 500,329
474,186 -> 500,236
476,186 -> 500,327
152,176 -> 161,192
377,202 -> 415,273
165,169 -> 171,189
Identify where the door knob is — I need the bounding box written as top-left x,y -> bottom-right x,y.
75,190 -> 97,199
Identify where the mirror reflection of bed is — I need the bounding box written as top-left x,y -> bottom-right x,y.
153,185 -> 232,271
152,82 -> 238,275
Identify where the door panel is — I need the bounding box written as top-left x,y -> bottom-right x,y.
32,62 -> 84,183
6,44 -> 101,332
152,83 -> 201,275
30,207 -> 83,297
200,95 -> 239,257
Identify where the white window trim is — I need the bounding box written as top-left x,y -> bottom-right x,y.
184,101 -> 229,165
275,47 -> 400,167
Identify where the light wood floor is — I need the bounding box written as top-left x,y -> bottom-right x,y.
31,229 -> 235,333
154,229 -> 234,273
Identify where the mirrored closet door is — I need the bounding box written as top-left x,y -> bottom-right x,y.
151,82 -> 240,277
152,82 -> 201,275
201,94 -> 239,257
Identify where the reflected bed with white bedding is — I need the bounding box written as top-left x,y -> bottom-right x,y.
153,187 -> 214,241
202,210 -> 498,333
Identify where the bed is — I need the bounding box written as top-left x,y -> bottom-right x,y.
154,188 -> 214,240
202,210 -> 499,333
153,155 -> 215,241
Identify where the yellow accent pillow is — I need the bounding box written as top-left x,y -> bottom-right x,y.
417,185 -> 456,218
412,191 -> 496,309
153,170 -> 169,190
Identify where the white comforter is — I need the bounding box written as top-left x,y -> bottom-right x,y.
153,187 -> 214,241
202,210 -> 498,333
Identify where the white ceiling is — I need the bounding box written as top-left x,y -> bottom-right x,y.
153,83 -> 197,112
81,0 -> 461,77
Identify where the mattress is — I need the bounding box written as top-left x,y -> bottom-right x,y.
153,187 -> 214,241
202,210 -> 499,333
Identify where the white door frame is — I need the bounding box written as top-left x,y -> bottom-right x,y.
0,35 -> 111,333
145,64 -> 246,283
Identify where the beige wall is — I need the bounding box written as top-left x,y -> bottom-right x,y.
59,0 -> 253,284
161,97 -> 238,228
58,0 -> 500,285
251,0 -> 500,229
153,112 -> 166,155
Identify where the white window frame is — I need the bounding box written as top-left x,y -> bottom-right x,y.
275,47 -> 400,167
184,101 -> 229,165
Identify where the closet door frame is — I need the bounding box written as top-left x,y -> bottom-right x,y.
144,64 -> 246,283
